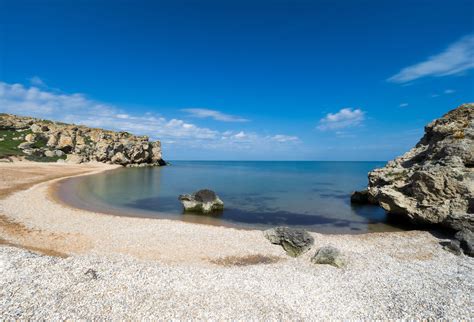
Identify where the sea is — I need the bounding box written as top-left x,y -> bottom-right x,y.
57,161 -> 406,233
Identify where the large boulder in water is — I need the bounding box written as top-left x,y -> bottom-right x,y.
178,189 -> 224,214
365,104 -> 473,237
264,227 -> 314,257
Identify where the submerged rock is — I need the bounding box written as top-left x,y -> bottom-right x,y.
364,104 -> 473,233
178,189 -> 224,214
264,227 -> 314,257
311,246 -> 346,268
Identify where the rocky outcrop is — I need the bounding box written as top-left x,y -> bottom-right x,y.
264,227 -> 314,257
178,189 -> 224,214
362,104 -> 473,236
0,114 -> 165,166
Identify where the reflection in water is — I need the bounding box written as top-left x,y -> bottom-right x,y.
58,161 -> 408,233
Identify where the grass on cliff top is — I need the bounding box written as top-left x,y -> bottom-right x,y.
0,129 -> 24,157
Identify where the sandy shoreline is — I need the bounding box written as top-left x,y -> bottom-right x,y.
0,162 -> 473,319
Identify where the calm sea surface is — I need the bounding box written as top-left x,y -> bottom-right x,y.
59,161 -> 405,233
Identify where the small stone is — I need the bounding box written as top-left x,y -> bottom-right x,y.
264,227 -> 314,257
311,246 -> 346,268
85,268 -> 98,280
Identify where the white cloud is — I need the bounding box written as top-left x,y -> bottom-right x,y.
431,88 -> 457,98
182,108 -> 249,122
388,34 -> 474,83
29,76 -> 46,87
233,131 -> 247,139
399,103 -> 409,107
0,81 -> 218,140
0,81 -> 299,152
270,134 -> 299,143
317,108 -> 365,131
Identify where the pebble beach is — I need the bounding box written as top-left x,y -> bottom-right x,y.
0,162 -> 473,319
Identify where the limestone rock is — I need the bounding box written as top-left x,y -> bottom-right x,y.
44,150 -> 56,158
0,114 -> 166,166
311,246 -> 346,268
264,227 -> 314,257
178,189 -> 224,214
30,124 -> 42,133
365,104 -> 473,232
17,142 -> 33,150
111,152 -> 130,165
24,134 -> 35,143
57,134 -> 74,152
66,154 -> 83,164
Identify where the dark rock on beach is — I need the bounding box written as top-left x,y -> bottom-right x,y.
442,239 -> 463,256
178,189 -> 224,214
264,226 -> 314,257
311,246 -> 346,268
455,230 -> 473,257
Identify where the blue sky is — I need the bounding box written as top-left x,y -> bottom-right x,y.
0,0 -> 473,160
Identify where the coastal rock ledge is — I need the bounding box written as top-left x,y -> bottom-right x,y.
0,113 -> 166,167
361,103 -> 473,233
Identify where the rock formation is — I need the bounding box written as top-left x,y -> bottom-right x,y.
178,189 -> 224,214
357,104 -> 473,236
264,227 -> 314,257
0,113 -> 165,166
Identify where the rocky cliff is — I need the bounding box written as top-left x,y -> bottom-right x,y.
0,114 -> 165,167
363,104 -> 473,233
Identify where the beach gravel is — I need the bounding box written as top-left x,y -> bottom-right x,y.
1,237 -> 473,319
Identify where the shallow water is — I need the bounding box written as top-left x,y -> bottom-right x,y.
59,161 -> 405,233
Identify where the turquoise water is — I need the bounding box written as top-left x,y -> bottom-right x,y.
60,161 -> 403,233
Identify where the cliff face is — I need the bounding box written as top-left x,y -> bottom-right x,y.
366,104 -> 473,232
0,114 -> 165,167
